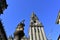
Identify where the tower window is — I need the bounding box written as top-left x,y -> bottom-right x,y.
34,21 -> 36,23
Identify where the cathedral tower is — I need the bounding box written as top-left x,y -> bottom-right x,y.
0,20 -> 7,40
14,20 -> 25,40
29,12 -> 47,40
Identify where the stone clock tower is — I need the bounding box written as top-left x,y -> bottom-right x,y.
29,12 -> 47,40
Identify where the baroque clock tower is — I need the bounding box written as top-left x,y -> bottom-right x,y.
14,20 -> 25,40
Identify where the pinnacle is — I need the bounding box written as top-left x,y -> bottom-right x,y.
31,12 -> 39,20
20,20 -> 25,24
30,12 -> 43,27
56,10 -> 60,24
31,12 -> 37,17
17,19 -> 25,29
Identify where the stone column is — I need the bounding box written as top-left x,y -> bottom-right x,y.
32,27 -> 36,40
38,27 -> 43,40
35,27 -> 39,40
41,27 -> 47,40
29,27 -> 32,40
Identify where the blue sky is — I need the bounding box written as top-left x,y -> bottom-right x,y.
0,0 -> 60,40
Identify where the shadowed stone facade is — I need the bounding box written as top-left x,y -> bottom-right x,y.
0,0 -> 8,14
0,20 -> 7,40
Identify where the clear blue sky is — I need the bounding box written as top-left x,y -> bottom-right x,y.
0,0 -> 60,40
